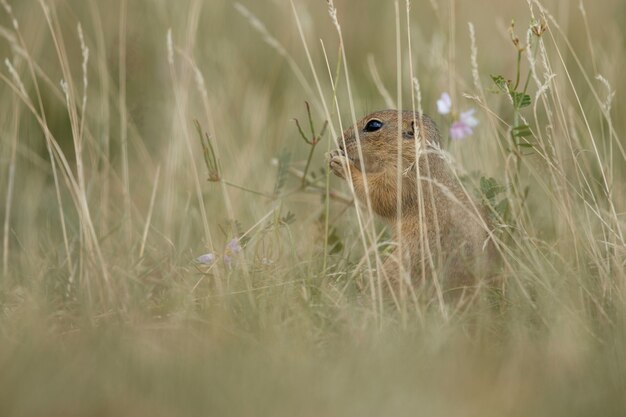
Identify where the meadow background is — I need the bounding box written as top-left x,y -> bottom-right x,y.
1,0 -> 625,415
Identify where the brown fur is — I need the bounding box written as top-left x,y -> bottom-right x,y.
329,110 -> 494,292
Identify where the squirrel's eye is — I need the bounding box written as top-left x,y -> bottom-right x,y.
364,119 -> 384,132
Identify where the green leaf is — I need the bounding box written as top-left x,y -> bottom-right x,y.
327,227 -> 344,255
490,74 -> 509,92
512,124 -> 532,138
495,198 -> 510,219
511,92 -> 531,108
480,176 -> 506,201
194,120 -> 220,181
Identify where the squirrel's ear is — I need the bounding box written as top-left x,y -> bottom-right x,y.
409,118 -> 441,146
403,121 -> 416,140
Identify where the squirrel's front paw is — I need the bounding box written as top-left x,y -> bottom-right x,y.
328,149 -> 353,179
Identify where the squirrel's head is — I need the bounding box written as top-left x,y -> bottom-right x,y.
338,110 -> 441,173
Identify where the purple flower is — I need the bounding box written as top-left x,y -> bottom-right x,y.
450,121 -> 474,141
437,92 -> 452,115
460,108 -> 479,128
195,253 -> 216,265
449,109 -> 479,141
226,238 -> 241,254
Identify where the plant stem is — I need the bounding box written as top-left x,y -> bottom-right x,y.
513,50 -> 522,91
301,141 -> 318,188
222,180 -> 274,199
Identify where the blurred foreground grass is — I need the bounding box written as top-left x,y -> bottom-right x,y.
0,0 -> 625,415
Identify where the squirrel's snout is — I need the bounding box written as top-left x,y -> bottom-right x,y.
338,137 -> 354,152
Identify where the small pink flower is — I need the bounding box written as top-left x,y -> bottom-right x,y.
460,109 -> 479,128
196,253 -> 216,265
450,121 -> 473,141
226,238 -> 241,254
437,92 -> 452,115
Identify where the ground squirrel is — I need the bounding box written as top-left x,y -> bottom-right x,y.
329,110 -> 494,292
